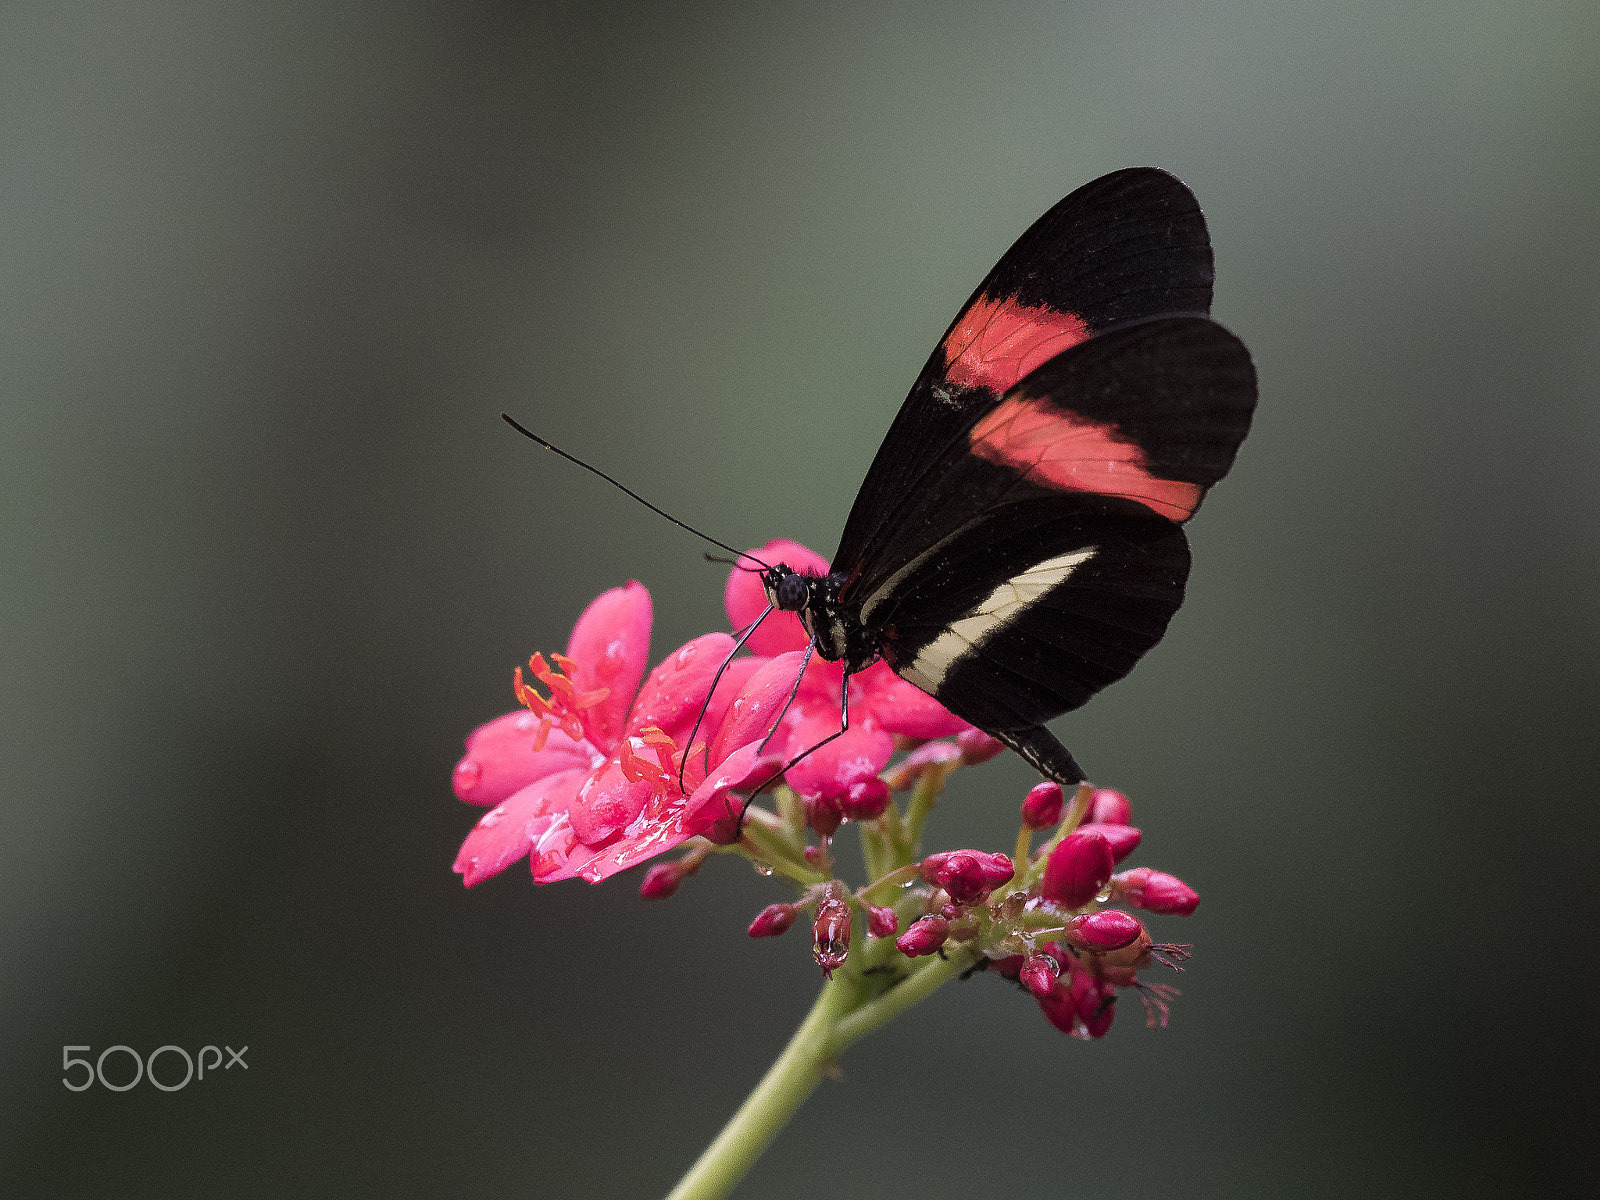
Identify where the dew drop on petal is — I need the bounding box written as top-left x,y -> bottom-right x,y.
453,759 -> 482,794
1095,883 -> 1113,904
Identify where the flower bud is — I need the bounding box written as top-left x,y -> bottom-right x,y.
812,894 -> 852,977
1074,822 -> 1141,863
1062,909 -> 1143,952
957,728 -> 1004,765
1040,830 -> 1114,908
1021,781 -> 1064,830
747,903 -> 799,938
1113,867 -> 1199,915
991,953 -> 1025,979
1019,953 -> 1060,997
1072,971 -> 1117,1038
639,862 -> 682,900
883,740 -> 962,791
1087,787 -> 1132,826
839,776 -> 891,821
895,915 -> 950,957
867,905 -> 899,938
805,793 -> 843,838
919,850 -> 1014,905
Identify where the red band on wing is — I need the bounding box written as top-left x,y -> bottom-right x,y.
969,396 -> 1203,522
942,294 -> 1090,394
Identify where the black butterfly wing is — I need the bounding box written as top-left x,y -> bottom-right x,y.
850,316 -> 1257,780
835,167 -> 1215,584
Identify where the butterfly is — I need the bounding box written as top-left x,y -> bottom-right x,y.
751,167 -> 1257,789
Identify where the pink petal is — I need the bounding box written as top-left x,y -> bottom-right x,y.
624,632 -> 736,743
453,711 -> 599,807
782,720 -> 892,800
530,815 -> 611,883
452,769 -> 584,887
724,540 -> 829,656
707,650 -> 809,768
683,741 -> 786,843
568,757 -> 656,846
698,655 -> 764,748
580,740 -> 788,885
564,581 -> 653,751
854,660 -> 972,739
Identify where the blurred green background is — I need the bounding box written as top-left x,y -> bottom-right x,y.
4,3 -> 1597,1196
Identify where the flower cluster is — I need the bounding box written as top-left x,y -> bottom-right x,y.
451,540 -> 1199,1040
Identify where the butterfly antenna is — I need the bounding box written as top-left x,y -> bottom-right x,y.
501,413 -> 772,570
705,553 -> 764,573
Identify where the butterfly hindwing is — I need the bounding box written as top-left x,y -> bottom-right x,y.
835,168 -> 1216,581
878,497 -> 1192,730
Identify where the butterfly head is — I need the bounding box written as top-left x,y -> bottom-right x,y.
762,565 -> 811,613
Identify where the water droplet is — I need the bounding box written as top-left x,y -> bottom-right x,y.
453,759 -> 482,793
752,861 -> 775,877
1095,884 -> 1113,903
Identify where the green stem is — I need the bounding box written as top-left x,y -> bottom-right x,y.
665,977 -> 860,1200
826,945 -> 979,1052
738,823 -> 825,887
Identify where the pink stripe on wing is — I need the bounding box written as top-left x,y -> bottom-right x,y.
942,294 -> 1091,394
969,396 -> 1202,522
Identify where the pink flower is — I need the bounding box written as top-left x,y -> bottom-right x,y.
453,582 -> 800,887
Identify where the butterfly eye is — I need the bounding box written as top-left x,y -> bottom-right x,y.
775,573 -> 809,611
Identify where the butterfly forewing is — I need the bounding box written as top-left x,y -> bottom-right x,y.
834,167 -> 1217,583
837,312 -> 1255,772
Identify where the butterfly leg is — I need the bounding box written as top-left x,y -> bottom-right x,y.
992,725 -> 1087,788
735,661 -> 850,838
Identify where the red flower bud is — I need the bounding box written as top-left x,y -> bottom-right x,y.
1062,909 -> 1143,952
1072,971 -> 1117,1038
1040,830 -> 1114,908
883,740 -> 963,791
805,793 -> 843,838
812,894 -> 851,977
957,728 -> 1004,765
747,903 -> 799,938
1113,867 -> 1199,915
1036,971 -> 1118,1039
1074,822 -> 1141,863
1019,953 -> 1060,997
867,905 -> 899,938
895,915 -> 949,957
639,862 -> 682,900
991,953 -> 1025,979
839,776 -> 891,821
1087,787 -> 1132,826
919,850 -> 1014,905
1021,781 -> 1064,829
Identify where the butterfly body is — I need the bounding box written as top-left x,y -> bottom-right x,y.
760,167 -> 1257,790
